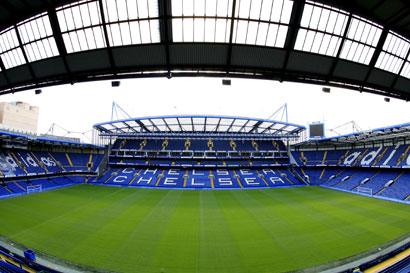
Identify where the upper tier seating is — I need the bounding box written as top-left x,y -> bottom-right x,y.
112,138 -> 287,152
292,144 -> 410,168
189,140 -> 210,151
0,150 -> 103,178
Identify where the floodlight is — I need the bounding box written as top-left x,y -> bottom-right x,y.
111,81 -> 120,87
222,79 -> 231,86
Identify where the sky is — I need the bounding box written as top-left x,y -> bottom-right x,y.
2,77 -> 410,143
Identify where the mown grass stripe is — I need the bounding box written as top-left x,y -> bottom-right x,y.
0,185 -> 409,273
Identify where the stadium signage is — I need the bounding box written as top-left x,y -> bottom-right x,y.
110,168 -> 286,187
341,146 -> 410,167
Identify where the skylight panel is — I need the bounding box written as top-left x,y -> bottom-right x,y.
400,62 -> 410,79
152,119 -> 165,127
376,32 -> 410,74
193,117 -> 204,124
18,13 -> 52,44
62,26 -> 106,53
57,0 -> 106,53
0,49 -> 26,69
57,1 -> 102,32
169,124 -> 180,131
23,39 -> 59,62
232,0 -> 293,47
207,117 -> 219,124
0,28 -> 20,53
233,119 -> 247,126
179,118 -> 191,124
103,0 -> 159,21
0,28 -> 26,69
340,16 -> 382,65
172,0 -> 233,43
102,0 -> 160,46
217,125 -> 229,132
235,0 -> 292,24
17,14 -> 59,62
295,1 -> 348,57
166,118 -> 178,125
376,53 -> 403,74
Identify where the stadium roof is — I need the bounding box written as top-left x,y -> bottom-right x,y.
2,0 -> 410,100
0,129 -> 102,148
296,122 -> 410,146
93,115 -> 306,138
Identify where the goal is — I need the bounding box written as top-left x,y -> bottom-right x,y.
357,187 -> 372,196
27,185 -> 42,194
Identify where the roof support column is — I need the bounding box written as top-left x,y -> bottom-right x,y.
48,8 -> 73,84
159,0 -> 173,78
327,13 -> 353,81
281,0 -> 305,80
226,0 -> 237,74
14,24 -> 38,85
362,27 -> 389,87
98,0 -> 116,75
390,45 -> 410,97
0,57 -> 13,93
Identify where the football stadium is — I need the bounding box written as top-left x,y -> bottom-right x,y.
1,0 -> 410,273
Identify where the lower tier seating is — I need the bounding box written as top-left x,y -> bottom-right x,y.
301,167 -> 410,202
92,167 -> 303,189
0,175 -> 86,198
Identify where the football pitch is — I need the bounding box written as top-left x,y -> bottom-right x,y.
0,185 -> 410,273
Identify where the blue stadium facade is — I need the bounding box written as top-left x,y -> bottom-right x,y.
91,116 -> 306,189
2,116 -> 410,204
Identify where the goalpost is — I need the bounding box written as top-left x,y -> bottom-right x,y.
27,185 -> 42,194
357,187 -> 372,196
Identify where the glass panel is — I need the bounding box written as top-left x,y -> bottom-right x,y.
0,49 -> 26,69
62,26 -> 106,53
0,28 -> 20,53
17,14 -> 59,62
57,1 -> 102,31
295,1 -> 348,57
0,27 -> 27,68
57,1 -> 106,53
400,61 -> 410,79
102,0 -> 159,21
376,52 -> 404,74
18,13 -> 53,44
340,16 -> 382,65
376,32 -> 410,74
24,38 -> 59,62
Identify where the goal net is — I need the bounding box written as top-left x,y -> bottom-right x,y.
357,187 -> 372,196
27,185 -> 42,194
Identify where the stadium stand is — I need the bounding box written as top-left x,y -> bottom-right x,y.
0,130 -> 104,199
96,119 -> 304,190
0,176 -> 88,198
297,164 -> 410,202
0,149 -> 103,177
0,246 -> 60,273
292,144 -> 410,168
379,255 -> 410,273
292,143 -> 410,203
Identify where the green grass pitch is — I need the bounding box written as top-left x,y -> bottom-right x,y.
0,184 -> 410,273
